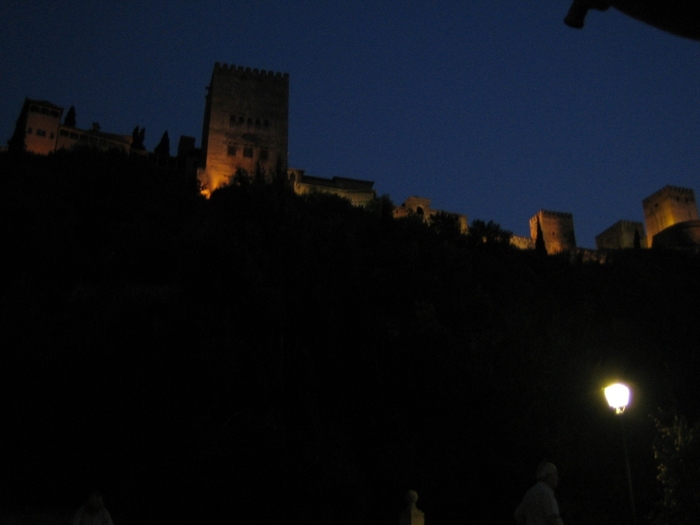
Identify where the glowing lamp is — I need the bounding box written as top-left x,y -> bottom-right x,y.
605,383 -> 630,414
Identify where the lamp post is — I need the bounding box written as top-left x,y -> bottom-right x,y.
604,383 -> 635,524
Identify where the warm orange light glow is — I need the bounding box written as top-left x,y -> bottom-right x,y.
197,168 -> 233,198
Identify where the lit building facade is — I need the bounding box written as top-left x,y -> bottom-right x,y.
529,210 -> 576,254
642,185 -> 699,247
198,63 -> 289,195
11,98 -> 131,155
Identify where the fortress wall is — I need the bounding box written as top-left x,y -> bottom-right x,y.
510,235 -> 534,250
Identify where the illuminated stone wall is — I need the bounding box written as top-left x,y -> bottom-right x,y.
510,235 -> 535,250
56,126 -> 131,153
529,210 -> 576,254
287,169 -> 376,207
642,185 -> 699,247
393,196 -> 468,233
13,98 -> 132,155
199,63 -> 289,194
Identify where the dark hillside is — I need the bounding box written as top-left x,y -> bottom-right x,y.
1,150 -> 699,525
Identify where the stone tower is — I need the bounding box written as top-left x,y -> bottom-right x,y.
595,220 -> 645,250
529,210 -> 576,254
198,62 -> 289,195
11,98 -> 63,155
642,185 -> 699,247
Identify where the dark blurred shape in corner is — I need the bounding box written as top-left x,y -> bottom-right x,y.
564,0 -> 700,41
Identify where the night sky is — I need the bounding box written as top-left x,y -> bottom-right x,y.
2,1 -> 700,247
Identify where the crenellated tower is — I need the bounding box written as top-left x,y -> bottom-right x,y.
198,62 -> 289,194
529,210 -> 576,254
642,185 -> 699,247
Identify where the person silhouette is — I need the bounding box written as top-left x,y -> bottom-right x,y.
71,493 -> 114,525
514,462 -> 563,525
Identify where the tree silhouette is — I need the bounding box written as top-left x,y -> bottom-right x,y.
535,217 -> 546,255
131,126 -> 145,150
64,106 -> 77,128
467,219 -> 512,246
7,105 -> 28,154
7,126 -> 25,154
154,131 -> 170,157
430,211 -> 464,240
651,412 -> 700,524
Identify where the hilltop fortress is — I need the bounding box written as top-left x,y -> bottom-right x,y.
9,61 -> 700,252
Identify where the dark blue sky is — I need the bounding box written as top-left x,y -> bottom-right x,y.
2,1 -> 699,247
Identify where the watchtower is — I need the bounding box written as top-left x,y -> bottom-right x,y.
642,185 -> 698,247
198,62 -> 289,195
529,210 -> 577,254
11,98 -> 63,155
595,220 -> 645,250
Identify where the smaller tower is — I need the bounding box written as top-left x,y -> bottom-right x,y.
595,220 -> 645,250
529,210 -> 576,254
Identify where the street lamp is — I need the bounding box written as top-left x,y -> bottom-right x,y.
605,383 -> 630,414
604,382 -> 635,524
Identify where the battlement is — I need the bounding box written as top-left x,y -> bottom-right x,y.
538,209 -> 574,219
642,185 -> 695,205
213,62 -> 289,81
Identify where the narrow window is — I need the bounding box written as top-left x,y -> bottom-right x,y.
227,145 -> 237,156
260,150 -> 269,161
27,127 -> 32,134
243,147 -> 254,158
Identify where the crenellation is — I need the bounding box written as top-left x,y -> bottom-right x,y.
539,209 -> 573,219
212,63 -> 290,85
642,185 -> 696,205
